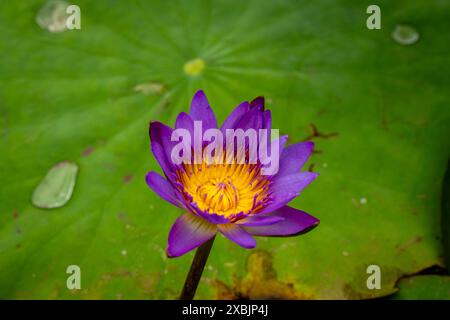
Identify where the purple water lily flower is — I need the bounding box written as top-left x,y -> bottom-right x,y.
146,90 -> 319,257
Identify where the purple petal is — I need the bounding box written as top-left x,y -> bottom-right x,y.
149,121 -> 177,180
243,206 -> 319,237
167,213 -> 217,257
175,112 -> 194,134
259,172 -> 319,214
189,202 -> 232,224
262,109 -> 271,130
218,224 -> 256,249
258,135 -> 288,175
220,101 -> 250,133
145,171 -> 184,208
173,112 -> 195,162
236,215 -> 284,227
234,107 -> 263,131
250,96 -> 264,111
276,141 -> 315,178
220,96 -> 269,133
190,90 -> 218,130
278,135 -> 288,150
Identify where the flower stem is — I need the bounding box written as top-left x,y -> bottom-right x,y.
179,236 -> 215,300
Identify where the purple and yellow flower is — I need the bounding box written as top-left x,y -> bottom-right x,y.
146,90 -> 319,257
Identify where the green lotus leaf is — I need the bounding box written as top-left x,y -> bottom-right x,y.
0,0 -> 449,299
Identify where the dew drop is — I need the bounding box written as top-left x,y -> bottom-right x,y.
36,0 -> 69,33
392,24 -> 420,45
32,161 -> 79,209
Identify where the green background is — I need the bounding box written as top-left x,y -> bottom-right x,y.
0,0 -> 449,299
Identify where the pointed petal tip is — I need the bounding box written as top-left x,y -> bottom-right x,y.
302,170 -> 320,180
306,141 -> 316,156
194,89 -> 205,96
310,171 -> 320,177
192,89 -> 207,103
189,89 -> 218,129
166,245 -> 181,258
250,96 -> 265,110
251,96 -> 264,103
149,120 -> 161,129
309,216 -> 320,227
149,121 -> 167,140
246,241 -> 257,249
166,248 -> 175,258
305,140 -> 315,149
300,218 -> 320,234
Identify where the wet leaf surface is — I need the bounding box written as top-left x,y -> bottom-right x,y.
0,0 -> 449,299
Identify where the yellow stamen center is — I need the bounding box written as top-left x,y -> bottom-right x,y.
177,161 -> 271,219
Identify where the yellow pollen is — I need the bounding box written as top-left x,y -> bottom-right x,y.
177,161 -> 271,219
183,58 -> 205,76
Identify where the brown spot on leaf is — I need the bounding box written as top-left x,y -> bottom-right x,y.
303,123 -> 338,141
123,175 -> 134,184
214,250 -> 312,300
396,236 -> 423,255
82,146 -> 94,157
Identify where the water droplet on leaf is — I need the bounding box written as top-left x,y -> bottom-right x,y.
32,161 -> 79,209
36,0 -> 69,33
392,24 -> 420,45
